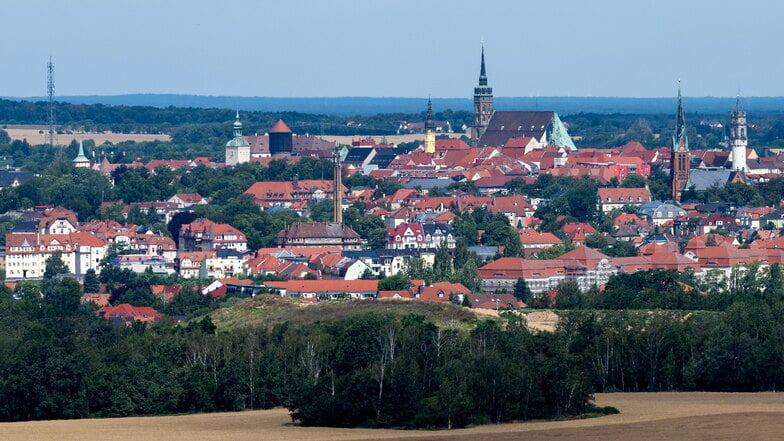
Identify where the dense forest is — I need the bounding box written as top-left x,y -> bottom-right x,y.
3,266 -> 784,426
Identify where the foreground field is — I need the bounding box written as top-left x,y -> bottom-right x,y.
2,392 -> 783,441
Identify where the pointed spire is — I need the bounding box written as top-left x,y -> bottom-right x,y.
479,44 -> 488,86
425,97 -> 435,130
73,140 -> 90,164
734,95 -> 744,114
674,80 -> 687,151
233,110 -> 243,138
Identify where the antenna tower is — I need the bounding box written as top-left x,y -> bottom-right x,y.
46,57 -> 56,148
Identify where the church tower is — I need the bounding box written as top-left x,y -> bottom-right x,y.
730,96 -> 748,171
472,45 -> 494,144
72,140 -> 91,168
671,83 -> 691,202
424,98 -> 436,153
225,111 -> 250,166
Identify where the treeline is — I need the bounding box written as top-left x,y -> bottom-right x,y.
7,271 -> 784,426
0,279 -> 592,427
0,98 -> 471,140
11,97 -> 784,149
567,112 -> 784,149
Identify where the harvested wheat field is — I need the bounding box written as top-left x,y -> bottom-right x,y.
2,392 -> 784,441
4,126 -> 171,145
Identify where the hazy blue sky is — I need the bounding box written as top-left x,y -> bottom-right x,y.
2,0 -> 782,98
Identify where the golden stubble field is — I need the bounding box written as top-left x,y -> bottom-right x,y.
3,126 -> 171,146
2,392 -> 784,441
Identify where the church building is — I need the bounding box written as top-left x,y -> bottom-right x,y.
670,84 -> 691,202
225,111 -> 250,166
729,97 -> 748,172
470,47 -> 576,151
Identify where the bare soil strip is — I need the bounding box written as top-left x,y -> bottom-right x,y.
1,392 -> 783,441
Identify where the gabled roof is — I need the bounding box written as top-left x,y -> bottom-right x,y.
478,111 -> 556,147
560,246 -> 611,264
519,229 -> 561,245
275,222 -> 361,240
597,187 -> 652,203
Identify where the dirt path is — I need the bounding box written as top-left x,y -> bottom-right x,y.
1,392 -> 783,441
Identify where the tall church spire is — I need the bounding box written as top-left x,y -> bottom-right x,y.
671,81 -> 691,201
425,97 -> 434,128
472,45 -> 494,144
674,81 -> 687,150
479,45 -> 488,86
424,97 -> 436,153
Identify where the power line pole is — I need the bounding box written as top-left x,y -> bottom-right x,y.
47,57 -> 56,148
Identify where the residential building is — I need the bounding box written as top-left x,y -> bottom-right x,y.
179,218 -> 248,252
5,232 -> 106,280
597,187 -> 652,213
386,223 -> 455,250
275,222 -> 363,250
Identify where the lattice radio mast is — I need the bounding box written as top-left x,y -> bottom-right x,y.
46,57 -> 56,148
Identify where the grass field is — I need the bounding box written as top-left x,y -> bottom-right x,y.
3,125 -> 171,146
209,296 -> 480,331
2,392 -> 783,440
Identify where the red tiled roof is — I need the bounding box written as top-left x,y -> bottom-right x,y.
598,187 -> 652,203
269,120 -> 292,133
265,279 -> 379,293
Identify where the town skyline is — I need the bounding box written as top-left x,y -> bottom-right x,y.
3,0 -> 783,98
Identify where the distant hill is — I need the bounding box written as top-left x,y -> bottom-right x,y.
5,94 -> 784,116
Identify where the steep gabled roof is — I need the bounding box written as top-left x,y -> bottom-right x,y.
478,111 -> 555,147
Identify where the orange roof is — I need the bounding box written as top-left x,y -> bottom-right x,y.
613,213 -> 644,227
519,229 -> 561,245
269,119 -> 292,133
597,187 -> 652,203
81,293 -> 111,307
378,290 -> 415,299
256,247 -> 343,257
265,279 -> 379,293
97,304 -> 162,323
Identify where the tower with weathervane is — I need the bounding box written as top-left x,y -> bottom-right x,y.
730,97 -> 748,171
670,84 -> 691,202
424,98 -> 436,153
472,45 -> 494,144
225,111 -> 250,166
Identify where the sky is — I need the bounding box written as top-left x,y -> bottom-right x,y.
2,0 -> 783,98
